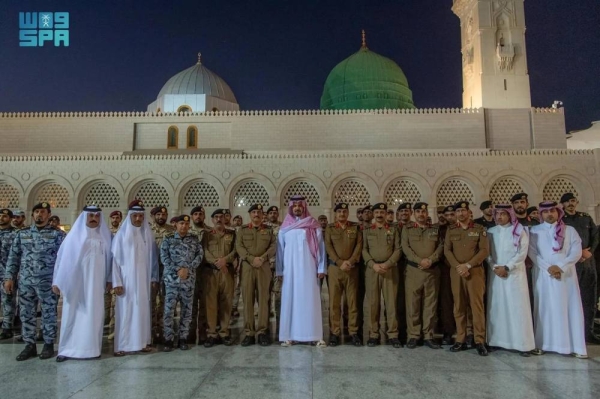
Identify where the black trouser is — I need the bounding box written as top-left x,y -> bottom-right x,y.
576,259 -> 598,337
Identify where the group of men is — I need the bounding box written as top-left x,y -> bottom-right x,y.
0,190 -> 598,362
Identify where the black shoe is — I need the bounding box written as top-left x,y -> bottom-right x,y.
0,330 -> 14,340
387,338 -> 402,348
424,340 -> 441,349
406,338 -> 417,349
16,344 -> 38,361
187,334 -> 197,345
441,333 -> 454,346
475,343 -> 488,356
56,355 -> 68,362
258,334 -> 271,347
241,336 -> 256,347
466,334 -> 475,349
222,336 -> 233,346
204,336 -> 216,348
450,342 -> 468,352
179,342 -> 190,351
329,335 -> 340,347
351,335 -> 362,347
585,333 -> 600,345
163,340 -> 174,352
16,335 -> 24,342
39,343 -> 54,359
367,338 -> 379,347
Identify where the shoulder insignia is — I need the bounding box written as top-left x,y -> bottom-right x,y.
165,232 -> 175,238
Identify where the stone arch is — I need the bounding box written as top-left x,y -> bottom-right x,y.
276,173 -> 327,209
225,173 -> 276,214
125,174 -> 174,209
25,175 -> 75,211
0,176 -> 25,209
174,173 -> 225,212
75,174 -> 125,210
485,172 -> 537,205
540,170 -> 595,206
381,172 -> 431,208
433,171 -> 484,208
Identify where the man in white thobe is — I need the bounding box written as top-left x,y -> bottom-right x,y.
276,195 -> 326,346
486,204 -> 535,356
52,206 -> 112,362
528,201 -> 587,358
111,200 -> 159,356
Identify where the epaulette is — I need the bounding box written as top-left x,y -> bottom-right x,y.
348,221 -> 358,226
448,224 -> 459,230
241,224 -> 251,230
164,232 -> 175,238
578,212 -> 591,218
328,222 -> 336,227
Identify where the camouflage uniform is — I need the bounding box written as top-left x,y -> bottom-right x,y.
160,232 -> 203,342
106,225 -> 120,338
5,225 -> 65,344
266,222 -> 282,330
0,226 -> 16,332
189,223 -> 212,342
150,221 -> 175,342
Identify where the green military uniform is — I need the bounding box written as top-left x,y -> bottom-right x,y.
188,211 -> 212,344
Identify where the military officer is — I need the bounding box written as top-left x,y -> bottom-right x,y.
356,205 -> 373,340
511,193 -> 539,227
474,200 -> 495,229
202,209 -> 237,347
527,206 -> 539,223
11,210 -> 28,230
235,204 -> 276,346
106,210 -> 122,339
0,209 -> 17,339
325,203 -> 363,347
223,209 -> 233,229
266,206 -> 282,331
560,192 -> 600,344
444,201 -> 489,356
437,205 -> 457,345
362,205 -> 373,227
402,202 -> 443,349
189,205 -> 212,344
395,202 -> 412,343
356,207 -> 364,223
109,210 -> 122,235
362,203 -> 402,348
160,215 -> 203,351
396,203 -> 413,227
4,202 -> 66,361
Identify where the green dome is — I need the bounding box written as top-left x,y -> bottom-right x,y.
320,45 -> 415,110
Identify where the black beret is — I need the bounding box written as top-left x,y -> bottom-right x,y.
190,206 -> 205,214
150,206 -> 167,216
318,215 -> 328,220
526,206 -> 538,215
223,209 -> 231,215
175,214 -> 191,223
413,202 -> 428,210
436,206 -> 445,214
334,203 -> 349,212
32,202 -> 51,212
396,203 -> 411,211
510,193 -> 528,203
211,208 -> 225,217
356,207 -> 364,213
363,205 -> 373,211
248,204 -> 264,213
48,215 -> 60,222
443,205 -> 455,213
373,203 -> 387,211
479,200 -> 492,211
455,201 -> 470,210
560,192 -> 576,203
128,200 -> 144,211
266,206 -> 279,213
109,210 -> 122,218
0,209 -> 13,217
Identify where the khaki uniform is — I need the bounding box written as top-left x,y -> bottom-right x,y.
436,224 -> 456,336
235,223 -> 276,337
105,225 -> 120,338
202,229 -> 237,339
150,222 -> 175,341
443,222 -> 489,344
189,223 -> 212,342
267,223 -> 282,331
325,221 -> 363,336
362,224 -> 401,339
401,223 -> 443,340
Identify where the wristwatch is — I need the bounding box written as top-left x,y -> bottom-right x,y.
466,263 -> 472,270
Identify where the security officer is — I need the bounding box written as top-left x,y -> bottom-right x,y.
474,200 -> 495,229
444,201 -> 489,356
202,209 -> 237,347
11,210 -> 28,230
560,192 -> 600,344
511,193 -> 539,227
4,202 -> 65,360
160,214 -> 203,351
223,209 -> 233,229
325,203 -> 363,347
265,206 -> 282,330
189,205 -> 212,344
106,210 -> 122,340
0,209 -> 17,339
402,202 -> 443,349
362,203 -> 402,348
526,206 -> 539,223
235,204 -> 276,346
109,210 -> 122,236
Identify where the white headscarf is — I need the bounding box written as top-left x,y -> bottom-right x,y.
53,207 -> 112,304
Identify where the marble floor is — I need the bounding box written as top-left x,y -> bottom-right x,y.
1,297 -> 599,399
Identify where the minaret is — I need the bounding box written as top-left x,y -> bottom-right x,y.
452,0 -> 531,109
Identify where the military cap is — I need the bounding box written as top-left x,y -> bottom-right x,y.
248,204 -> 264,213
363,205 -> 373,211
169,216 -> 178,224
356,207 -> 364,213
413,202 -> 428,210
436,206 -> 445,214
32,202 -> 51,212
223,209 -> 231,215
49,215 -> 60,222
455,201 -> 470,210
83,205 -> 102,213
0,208 -> 13,217
109,210 -> 122,218
150,206 -> 167,216
334,203 -> 349,212
190,206 -> 205,214
266,206 -> 279,213
175,214 -> 191,223
373,203 -> 388,211
396,202 -> 411,211
526,206 -> 538,215
318,214 -> 328,220
443,205 -> 455,213
479,200 -> 492,211
211,208 -> 225,217
560,192 -> 576,203
12,209 -> 25,217
128,200 -> 144,211
510,193 -> 528,203
386,209 -> 394,214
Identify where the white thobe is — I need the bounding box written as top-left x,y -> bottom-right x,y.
529,222 -> 586,355
486,225 -> 535,351
57,239 -> 110,358
112,231 -> 157,352
277,228 -> 326,342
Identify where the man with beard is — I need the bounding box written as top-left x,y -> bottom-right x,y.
386,210 -> 395,225
560,192 -> 600,344
474,200 -> 495,229
396,203 -> 413,228
396,202 -> 413,343
4,202 -> 66,360
149,206 -> 174,344
160,215 -> 203,351
52,206 -> 112,362
48,216 -> 61,229
109,211 -> 122,236
202,210 -> 236,347
318,215 -> 328,231
236,204 -> 276,346
266,206 -> 282,331
189,205 -> 211,344
11,210 -> 27,230
223,209 -> 233,229
437,205 -> 456,345
436,206 -> 447,227
362,206 -> 373,227
527,207 -> 539,223
529,201 -> 587,358
0,209 -> 17,340
363,203 -> 402,348
511,193 -> 539,227
356,208 -> 363,223
111,200 -> 159,356
444,201 -> 489,356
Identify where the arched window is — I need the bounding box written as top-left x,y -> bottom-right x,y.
187,126 -> 198,149
177,105 -> 192,113
167,126 -> 178,149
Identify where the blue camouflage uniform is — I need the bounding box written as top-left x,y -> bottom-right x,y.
4,224 -> 65,344
0,226 -> 16,331
160,232 -> 203,342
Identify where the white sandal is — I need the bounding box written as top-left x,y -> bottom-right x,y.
280,340 -> 293,347
315,340 -> 327,348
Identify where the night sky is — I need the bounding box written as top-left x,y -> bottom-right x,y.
0,0 -> 598,132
